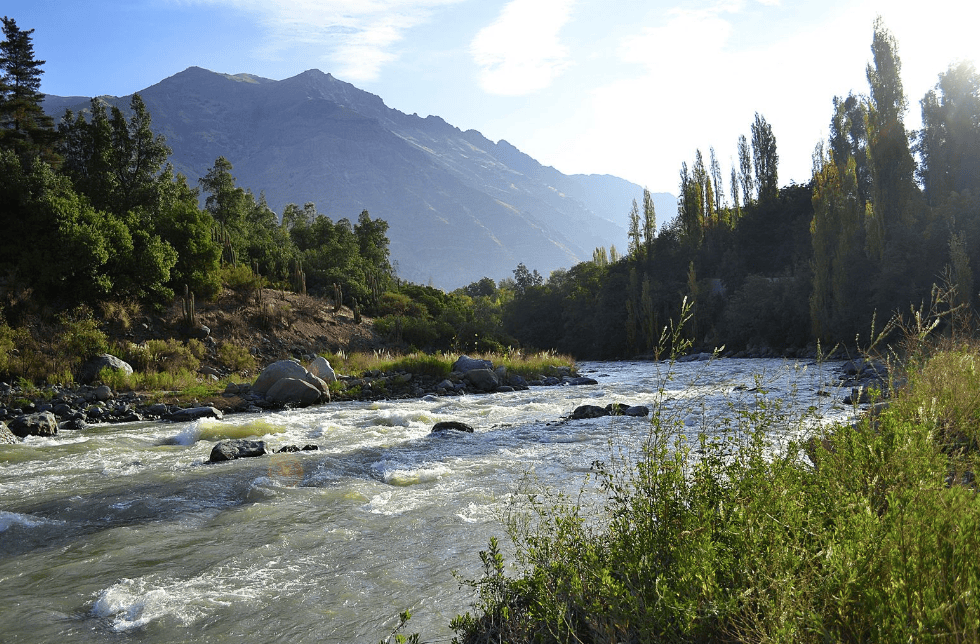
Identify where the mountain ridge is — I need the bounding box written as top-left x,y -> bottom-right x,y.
43,67 -> 675,289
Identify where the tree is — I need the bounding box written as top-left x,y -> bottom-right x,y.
513,262 -> 543,295
355,209 -> 392,276
916,62 -> 980,205
627,198 -> 641,258
729,164 -> 741,223
738,134 -> 753,205
59,94 -> 171,216
642,188 -> 657,255
0,17 -> 55,162
678,161 -> 703,246
829,93 -> 871,203
709,147 -> 724,212
751,112 -> 778,204
865,16 -> 918,261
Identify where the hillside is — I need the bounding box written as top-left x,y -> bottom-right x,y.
43,67 -> 675,289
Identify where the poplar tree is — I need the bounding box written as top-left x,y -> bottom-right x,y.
865,16 -> 918,260
626,198 -> 641,258
738,134 -> 753,205
642,188 -> 656,255
709,147 -> 724,212
917,62 -> 980,204
751,112 -> 778,204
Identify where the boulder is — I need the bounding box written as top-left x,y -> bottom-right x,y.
431,421 -> 475,433
93,385 -> 113,401
265,377 -> 322,406
253,360 -> 330,402
564,377 -> 599,386
79,354 -> 133,385
276,444 -> 319,453
208,439 -> 266,463
252,360 -> 309,395
8,411 -> 58,438
463,368 -> 499,392
0,421 -> 17,444
452,355 -> 493,373
571,405 -> 608,419
167,406 -> 224,422
624,405 -> 650,417
308,356 -> 337,382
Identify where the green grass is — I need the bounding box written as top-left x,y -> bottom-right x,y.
318,349 -> 575,382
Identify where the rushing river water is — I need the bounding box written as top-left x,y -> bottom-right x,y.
0,359 -> 860,643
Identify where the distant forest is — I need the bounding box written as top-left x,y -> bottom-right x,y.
1,16 -> 978,362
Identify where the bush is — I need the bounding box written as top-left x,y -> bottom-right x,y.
218,342 -> 256,373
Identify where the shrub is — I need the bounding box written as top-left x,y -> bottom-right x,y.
218,342 -> 256,373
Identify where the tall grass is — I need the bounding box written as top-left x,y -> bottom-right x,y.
450,299 -> 980,644
319,349 -> 575,381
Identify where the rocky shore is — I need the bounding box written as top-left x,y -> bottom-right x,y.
0,354 -> 600,443
0,352 -> 891,446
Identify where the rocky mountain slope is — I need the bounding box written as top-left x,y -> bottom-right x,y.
44,67 -> 676,289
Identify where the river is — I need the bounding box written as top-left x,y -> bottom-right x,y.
0,358 -> 858,643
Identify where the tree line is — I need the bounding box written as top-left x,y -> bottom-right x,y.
0,16 -> 393,322
2,16 -> 977,362
450,18 -> 980,358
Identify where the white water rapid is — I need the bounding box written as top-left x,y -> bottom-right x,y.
0,359 -> 858,643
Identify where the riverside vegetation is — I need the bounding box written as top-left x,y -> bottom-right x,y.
444,295 -> 980,643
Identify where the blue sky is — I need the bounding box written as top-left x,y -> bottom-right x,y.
9,0 -> 980,197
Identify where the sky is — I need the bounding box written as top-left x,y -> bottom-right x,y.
9,0 -> 980,198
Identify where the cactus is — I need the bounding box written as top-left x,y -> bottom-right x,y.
291,258 -> 307,295
333,282 -> 343,312
212,223 -> 237,267
353,299 -> 361,324
181,284 -> 196,327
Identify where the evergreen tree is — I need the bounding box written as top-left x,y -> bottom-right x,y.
0,17 -> 55,162
59,94 -> 171,215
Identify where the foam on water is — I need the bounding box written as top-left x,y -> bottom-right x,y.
168,418 -> 287,446
0,510 -> 64,532
91,572 -> 263,632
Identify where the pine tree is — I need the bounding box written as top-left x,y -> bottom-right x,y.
0,17 -> 56,162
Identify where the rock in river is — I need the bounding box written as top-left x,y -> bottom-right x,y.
208,439 -> 267,463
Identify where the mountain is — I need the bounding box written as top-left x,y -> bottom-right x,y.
44,67 -> 676,289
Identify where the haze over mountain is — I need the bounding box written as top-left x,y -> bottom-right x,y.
44,67 -> 675,289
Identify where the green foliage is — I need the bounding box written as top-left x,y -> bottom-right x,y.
117,338 -> 201,376
217,341 -> 256,373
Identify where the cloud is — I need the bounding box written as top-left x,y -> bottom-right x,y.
470,0 -> 575,96
178,0 -> 463,81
